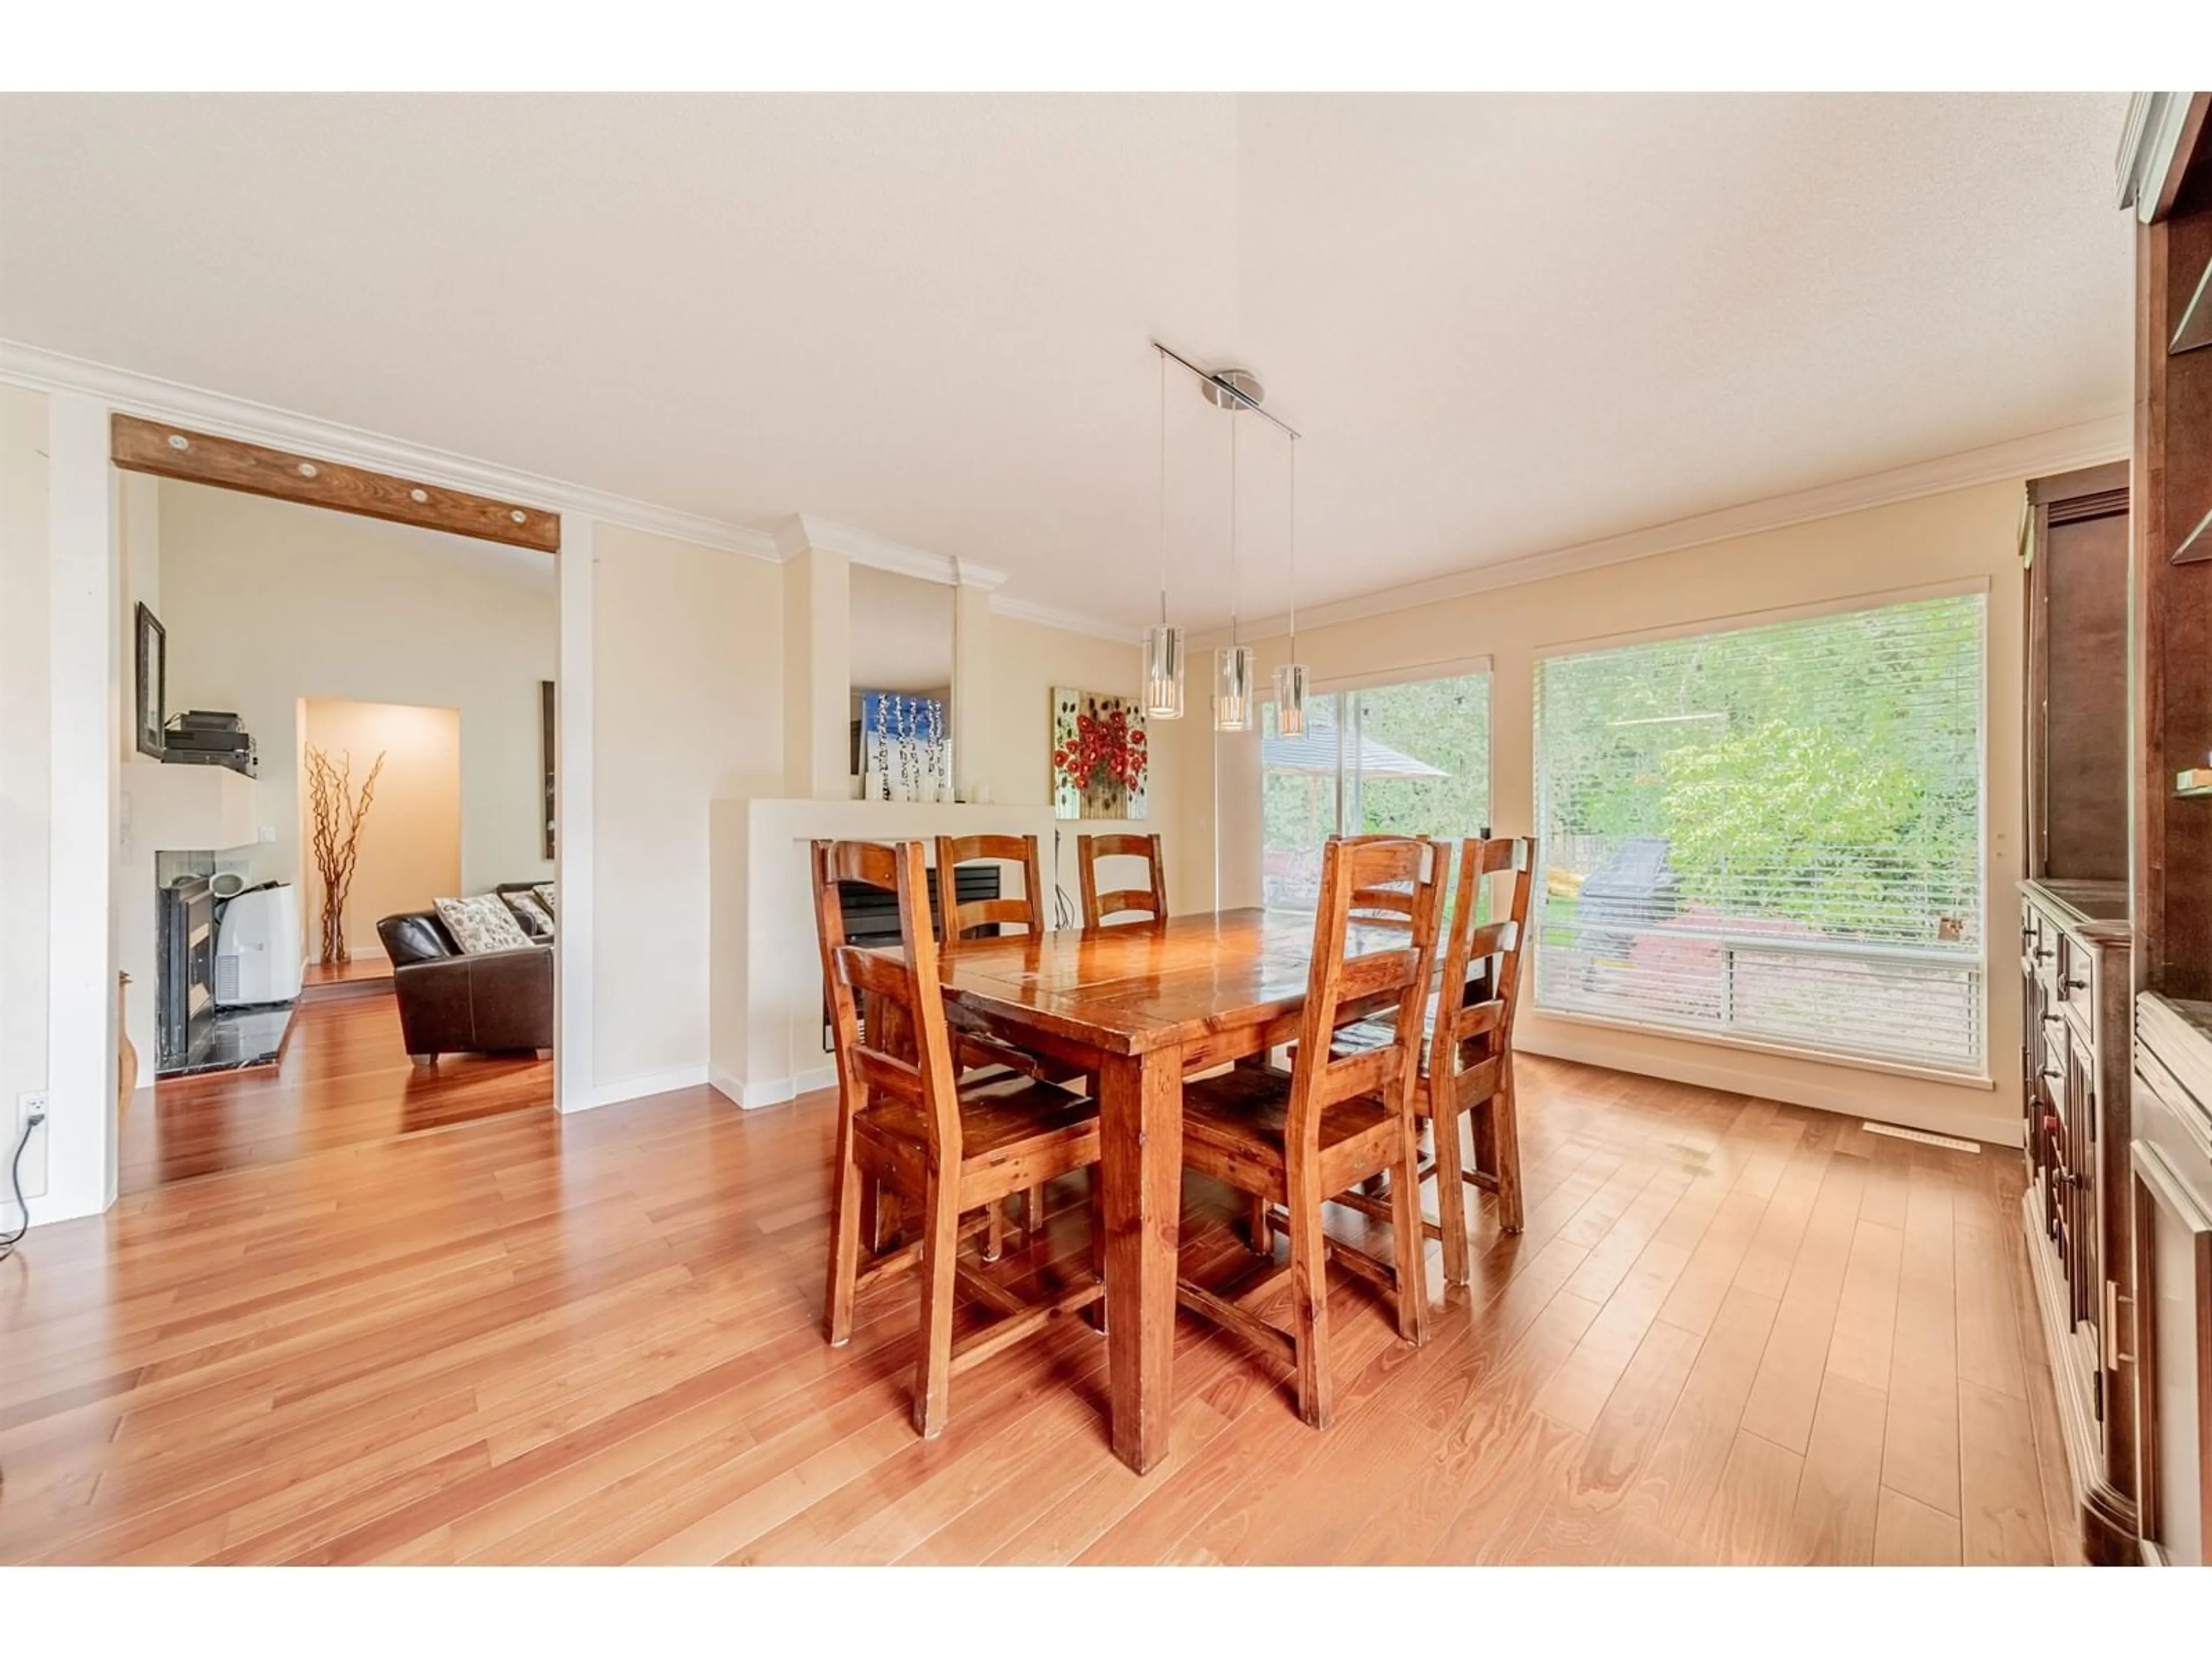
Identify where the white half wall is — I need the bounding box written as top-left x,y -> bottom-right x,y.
708,797 -> 1060,1108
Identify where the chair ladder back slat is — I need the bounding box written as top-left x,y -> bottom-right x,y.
1450,998 -> 1506,1044
852,1043 -> 927,1104
1335,946 -> 1425,1006
1316,1042 -> 1402,1109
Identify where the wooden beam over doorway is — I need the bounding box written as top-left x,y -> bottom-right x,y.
109,413 -> 561,553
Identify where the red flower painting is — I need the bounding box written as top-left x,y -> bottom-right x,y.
1051,688 -> 1149,820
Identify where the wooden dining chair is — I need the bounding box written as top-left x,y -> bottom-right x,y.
1331,836 -> 1536,1282
1076,832 -> 1168,929
810,838 -> 1105,1438
1175,834 -> 1446,1429
935,832 -> 1089,1255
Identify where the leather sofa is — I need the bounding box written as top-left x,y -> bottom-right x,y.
376,910 -> 553,1061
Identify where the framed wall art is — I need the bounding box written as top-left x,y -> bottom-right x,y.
1051,687 -> 1147,820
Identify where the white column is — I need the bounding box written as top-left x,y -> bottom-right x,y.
554,515 -> 596,1111
951,578 -> 995,801
779,544 -> 850,800
43,391 -> 118,1221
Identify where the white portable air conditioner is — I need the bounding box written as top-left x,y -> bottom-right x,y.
214,882 -> 304,1007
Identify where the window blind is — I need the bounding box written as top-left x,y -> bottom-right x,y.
1532,593 -> 1987,1072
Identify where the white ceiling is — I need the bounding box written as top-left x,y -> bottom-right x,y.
0,93 -> 2134,630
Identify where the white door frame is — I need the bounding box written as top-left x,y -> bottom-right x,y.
42,390 -> 120,1222
28,384 -> 602,1224
552,515 -> 593,1110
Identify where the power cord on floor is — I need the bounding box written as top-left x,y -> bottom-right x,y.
1052,827 -> 1077,930
0,1109 -> 39,1263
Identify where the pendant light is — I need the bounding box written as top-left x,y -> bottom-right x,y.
1214,402 -> 1256,732
1272,434 -> 1309,737
1140,350 -> 1185,718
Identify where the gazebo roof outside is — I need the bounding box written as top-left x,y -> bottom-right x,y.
1260,711 -> 1449,779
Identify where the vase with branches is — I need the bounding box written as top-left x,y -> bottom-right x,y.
306,745 -> 386,964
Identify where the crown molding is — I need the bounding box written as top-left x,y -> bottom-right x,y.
775,512 -> 1008,589
989,593 -> 1142,645
2116,92 -> 2207,223
1198,414 -> 2132,648
0,339 -> 782,560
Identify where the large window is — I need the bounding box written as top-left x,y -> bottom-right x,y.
1263,668 -> 1490,910
1533,593 -> 1986,1073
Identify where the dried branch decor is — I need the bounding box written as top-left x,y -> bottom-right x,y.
307,745 -> 387,964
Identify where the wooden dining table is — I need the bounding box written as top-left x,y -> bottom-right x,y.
902,906 -> 1395,1476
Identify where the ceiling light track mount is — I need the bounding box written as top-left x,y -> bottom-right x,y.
1151,341 -> 1302,440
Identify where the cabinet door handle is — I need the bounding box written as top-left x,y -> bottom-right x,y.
2066,975 -> 2090,993
2103,1279 -> 2135,1371
2033,947 -> 2055,963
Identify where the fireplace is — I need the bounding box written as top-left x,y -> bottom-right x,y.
825,864 -> 1000,1047
835,863 -> 1001,949
157,874 -> 217,1069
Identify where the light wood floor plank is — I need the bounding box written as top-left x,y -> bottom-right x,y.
1873,1485 -> 1964,1565
1789,1373 -> 1888,1565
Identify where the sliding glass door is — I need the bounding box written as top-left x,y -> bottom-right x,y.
1261,668 -> 1491,910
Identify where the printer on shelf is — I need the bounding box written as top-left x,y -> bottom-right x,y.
162,710 -> 258,778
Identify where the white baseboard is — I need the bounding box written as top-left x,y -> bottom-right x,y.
568,1063 -> 709,1113
710,1063 -> 836,1110
1518,1027 -> 2022,1148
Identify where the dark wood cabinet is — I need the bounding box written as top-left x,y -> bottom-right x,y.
2020,880 -> 2137,1560
2018,441 -> 2139,1561
2123,89 -> 2212,1570
2025,464 -> 2131,883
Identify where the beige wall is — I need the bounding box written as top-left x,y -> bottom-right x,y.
593,522 -> 785,1090
1161,480 -> 2029,1146
984,615 -> 1164,913
301,699 -> 463,957
1,385 -> 51,1181
157,480 -> 557,902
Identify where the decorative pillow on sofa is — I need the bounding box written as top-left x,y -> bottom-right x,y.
533,882 -> 556,917
434,894 -> 534,955
503,888 -> 555,939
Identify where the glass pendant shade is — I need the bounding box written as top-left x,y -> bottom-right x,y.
1273,661 -> 1309,737
1141,622 -> 1185,719
1214,645 -> 1257,732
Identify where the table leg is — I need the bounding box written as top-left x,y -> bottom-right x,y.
1098,1045 -> 1183,1474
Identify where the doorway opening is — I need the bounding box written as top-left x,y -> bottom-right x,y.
112,431 -> 562,1192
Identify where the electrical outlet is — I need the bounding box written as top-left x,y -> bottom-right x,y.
14,1090 -> 49,1202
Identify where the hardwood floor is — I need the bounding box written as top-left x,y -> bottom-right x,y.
2,1056 -> 2074,1565
119,993 -> 552,1193
301,956 -> 396,990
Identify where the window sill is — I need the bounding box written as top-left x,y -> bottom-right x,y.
1525,1005 -> 1996,1092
